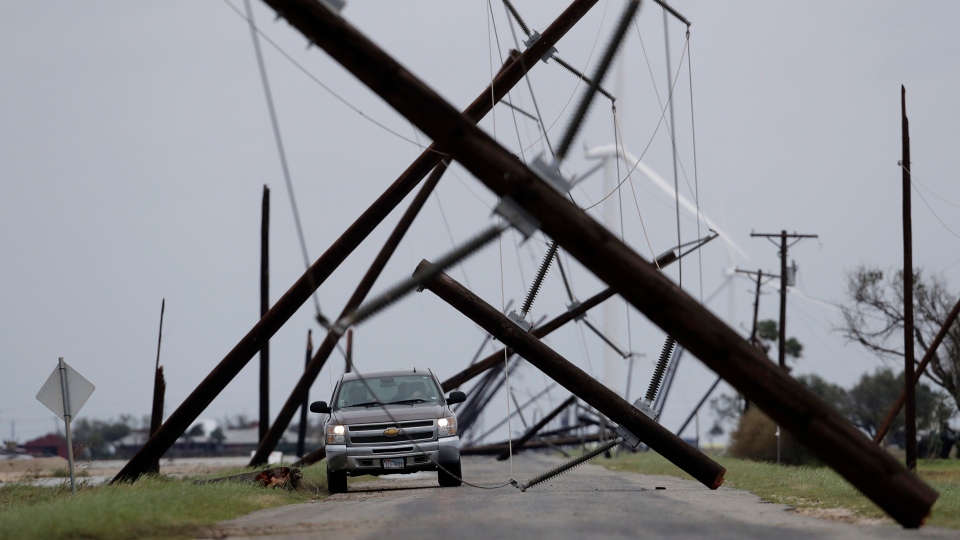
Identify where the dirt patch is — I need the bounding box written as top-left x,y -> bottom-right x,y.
791,506 -> 891,526
0,457 -> 250,483
0,457 -> 68,480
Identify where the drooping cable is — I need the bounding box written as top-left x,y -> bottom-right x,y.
223,0 -> 445,154
613,104 -> 635,400
686,30 -> 704,303
613,108 -> 659,266
582,33 -> 689,212
663,11 -> 682,288
241,0 -> 330,326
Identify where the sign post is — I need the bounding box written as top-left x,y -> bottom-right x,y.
36,357 -> 95,494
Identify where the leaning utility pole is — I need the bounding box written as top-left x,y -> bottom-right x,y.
874,297 -> 960,445
901,85 -> 917,471
749,231 -> 817,370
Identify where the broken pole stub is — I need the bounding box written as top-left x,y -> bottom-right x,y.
264,0 -> 938,525
419,262 -> 725,490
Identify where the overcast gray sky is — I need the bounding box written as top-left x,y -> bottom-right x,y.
2,1 -> 959,448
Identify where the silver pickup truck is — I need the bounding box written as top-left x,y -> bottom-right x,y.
310,368 -> 466,493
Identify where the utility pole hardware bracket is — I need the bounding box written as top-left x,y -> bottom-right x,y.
507,310 -> 534,332
531,155 -> 572,194
494,198 -> 541,239
566,300 -> 586,321
615,398 -> 657,448
523,31 -> 558,64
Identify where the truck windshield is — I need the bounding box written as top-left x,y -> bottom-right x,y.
336,375 -> 441,409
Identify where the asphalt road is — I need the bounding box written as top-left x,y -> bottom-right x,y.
203,453 -> 955,539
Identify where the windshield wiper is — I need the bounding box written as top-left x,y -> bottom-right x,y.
387,398 -> 429,405
348,400 -> 384,408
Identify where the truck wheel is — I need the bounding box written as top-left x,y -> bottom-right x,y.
438,460 -> 462,487
327,468 -> 348,493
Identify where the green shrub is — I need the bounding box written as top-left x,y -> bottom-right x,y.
728,408 -> 820,466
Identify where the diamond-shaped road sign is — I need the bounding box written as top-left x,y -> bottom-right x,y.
36,360 -> 95,422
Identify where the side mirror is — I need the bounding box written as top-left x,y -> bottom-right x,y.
309,401 -> 331,414
446,391 -> 467,405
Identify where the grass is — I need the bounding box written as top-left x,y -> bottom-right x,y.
0,463 -> 328,540
602,451 -> 960,529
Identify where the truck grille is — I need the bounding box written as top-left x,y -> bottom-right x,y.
372,447 -> 413,454
348,420 -> 433,432
350,431 -> 433,444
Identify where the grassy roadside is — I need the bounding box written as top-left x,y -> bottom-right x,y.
601,451 -> 960,528
0,463 -> 328,540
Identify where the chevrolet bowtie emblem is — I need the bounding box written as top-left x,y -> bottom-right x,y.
383,427 -> 400,436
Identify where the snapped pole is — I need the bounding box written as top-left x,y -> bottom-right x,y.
296,329 -> 312,458
148,299 -> 166,474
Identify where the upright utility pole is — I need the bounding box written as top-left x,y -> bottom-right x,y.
259,185 -> 270,442
901,85 -> 916,471
735,268 -> 775,412
750,231 -> 817,369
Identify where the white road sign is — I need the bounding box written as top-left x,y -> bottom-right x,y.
36,360 -> 95,422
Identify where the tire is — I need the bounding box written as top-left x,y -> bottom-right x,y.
437,460 -> 462,487
327,468 -> 348,493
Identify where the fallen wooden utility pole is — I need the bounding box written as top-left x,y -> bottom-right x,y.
420,264 -> 725,489
441,249 -> 680,392
148,299 -> 166,474
247,0 -> 600,467
873,297 -> 960,445
113,0 -> 599,483
266,0 -> 938,525
497,395 -> 577,460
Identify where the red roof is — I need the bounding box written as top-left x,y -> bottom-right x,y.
23,434 -> 68,458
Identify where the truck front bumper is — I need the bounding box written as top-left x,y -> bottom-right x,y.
326,436 -> 460,475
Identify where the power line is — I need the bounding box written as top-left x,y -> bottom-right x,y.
242,0 -> 328,325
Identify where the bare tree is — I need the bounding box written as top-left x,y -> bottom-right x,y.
841,265 -> 960,414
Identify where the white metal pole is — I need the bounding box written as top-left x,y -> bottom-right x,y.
58,357 -> 77,494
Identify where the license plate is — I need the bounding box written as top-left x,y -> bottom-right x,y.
383,458 -> 405,469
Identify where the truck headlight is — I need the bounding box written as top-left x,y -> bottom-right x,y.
327,424 -> 346,444
437,417 -> 457,437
